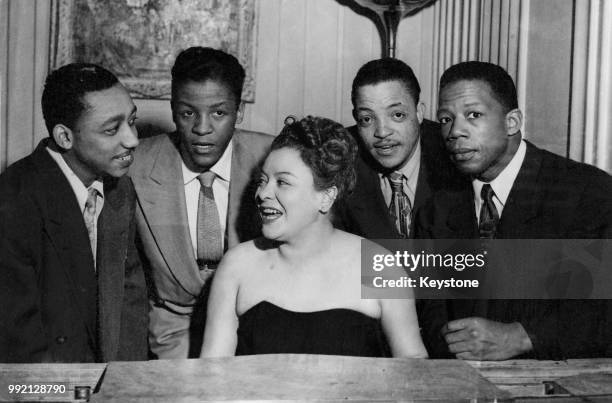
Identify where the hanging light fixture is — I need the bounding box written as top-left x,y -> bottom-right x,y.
350,0 -> 436,58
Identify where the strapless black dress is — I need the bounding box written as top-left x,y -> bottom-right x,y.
236,301 -> 390,357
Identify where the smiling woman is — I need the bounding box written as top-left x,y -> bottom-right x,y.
255,117 -> 356,243
200,116 -> 428,359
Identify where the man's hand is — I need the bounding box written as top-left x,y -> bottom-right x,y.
442,317 -> 533,360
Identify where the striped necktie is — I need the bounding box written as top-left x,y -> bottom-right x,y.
387,171 -> 412,238
479,184 -> 499,239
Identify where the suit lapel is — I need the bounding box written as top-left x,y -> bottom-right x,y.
96,178 -> 130,361
226,133 -> 271,247
348,157 -> 399,239
413,125 -> 436,216
497,143 -> 542,237
133,136 -> 201,295
445,186 -> 479,238
227,136 -> 251,247
32,142 -> 98,353
413,156 -> 432,219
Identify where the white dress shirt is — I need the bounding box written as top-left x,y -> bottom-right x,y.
182,141 -> 232,256
46,147 -> 104,265
380,141 -> 421,208
473,140 -> 527,218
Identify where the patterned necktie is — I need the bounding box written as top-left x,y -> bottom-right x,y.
387,171 -> 412,238
479,184 -> 499,239
196,171 -> 223,271
84,187 -> 99,266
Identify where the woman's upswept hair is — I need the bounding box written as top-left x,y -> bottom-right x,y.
271,115 -> 358,201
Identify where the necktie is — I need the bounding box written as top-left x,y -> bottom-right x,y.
84,187 -> 99,265
387,171 -> 412,238
479,184 -> 499,239
196,171 -> 223,271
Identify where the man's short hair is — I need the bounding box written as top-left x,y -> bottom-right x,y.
440,61 -> 518,112
41,63 -> 119,135
351,58 -> 421,106
171,46 -> 245,104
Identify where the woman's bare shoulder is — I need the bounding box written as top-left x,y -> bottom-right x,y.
333,229 -> 363,247
219,238 -> 275,275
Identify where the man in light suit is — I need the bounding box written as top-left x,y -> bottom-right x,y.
130,47 -> 273,359
416,61 -> 612,360
0,63 -> 148,362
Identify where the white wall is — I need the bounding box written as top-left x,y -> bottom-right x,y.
1,0 -> 610,172
134,0 -> 433,139
1,0 -> 50,171
523,0 -> 573,156
0,0 -> 435,170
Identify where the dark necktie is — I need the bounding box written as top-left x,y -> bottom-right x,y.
84,187 -> 99,267
196,171 -> 223,271
479,184 -> 499,239
387,171 -> 412,238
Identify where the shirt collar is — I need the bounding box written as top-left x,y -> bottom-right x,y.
46,146 -> 104,211
182,140 -> 233,185
378,141 -> 421,191
473,139 -> 527,207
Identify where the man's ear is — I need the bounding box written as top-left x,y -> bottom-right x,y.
52,125 -> 73,151
320,186 -> 338,214
416,102 -> 425,125
236,101 -> 245,125
505,108 -> 523,136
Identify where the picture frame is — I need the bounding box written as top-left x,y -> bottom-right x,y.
49,0 -> 257,102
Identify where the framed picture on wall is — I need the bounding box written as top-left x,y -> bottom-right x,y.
49,0 -> 257,101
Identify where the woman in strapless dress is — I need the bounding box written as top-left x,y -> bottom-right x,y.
201,116 -> 427,358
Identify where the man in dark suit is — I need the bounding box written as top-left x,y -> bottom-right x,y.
416,61 -> 612,360
337,58 -> 464,240
0,63 -> 148,362
334,58 -> 465,356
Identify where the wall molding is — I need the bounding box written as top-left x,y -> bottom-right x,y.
426,0 -> 524,117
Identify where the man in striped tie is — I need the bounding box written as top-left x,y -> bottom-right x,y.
337,58 -> 465,240
335,58 -> 466,358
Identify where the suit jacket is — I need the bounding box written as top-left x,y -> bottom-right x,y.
415,141 -> 612,359
0,139 -> 148,363
130,130 -> 273,358
336,120 -> 467,238
334,120 -> 467,356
